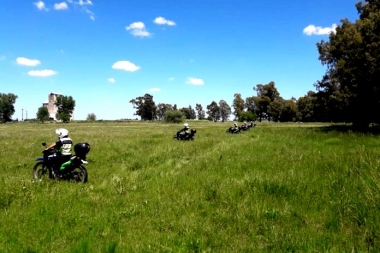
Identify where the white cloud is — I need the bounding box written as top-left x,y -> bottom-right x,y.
154,17 -> 176,26
28,70 -> 57,77
112,61 -> 140,72
187,77 -> 204,86
67,0 -> 95,20
54,2 -> 69,10
78,0 -> 93,6
84,9 -> 95,20
16,57 -> 41,66
303,24 -> 337,36
126,22 -> 151,37
108,78 -> 115,83
149,88 -> 161,92
34,1 -> 48,10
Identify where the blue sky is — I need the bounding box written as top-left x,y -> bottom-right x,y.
0,0 -> 359,120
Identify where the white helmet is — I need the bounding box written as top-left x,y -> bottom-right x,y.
184,123 -> 189,128
55,128 -> 69,139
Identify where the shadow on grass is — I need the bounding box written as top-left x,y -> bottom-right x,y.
316,124 -> 380,135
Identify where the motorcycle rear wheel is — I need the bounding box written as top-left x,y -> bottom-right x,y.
70,165 -> 88,183
33,162 -> 51,180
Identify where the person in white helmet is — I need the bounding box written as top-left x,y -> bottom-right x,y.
232,122 -> 240,133
178,123 -> 191,139
45,128 -> 73,176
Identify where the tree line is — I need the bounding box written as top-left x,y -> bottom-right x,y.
130,0 -> 380,129
129,81 -> 300,123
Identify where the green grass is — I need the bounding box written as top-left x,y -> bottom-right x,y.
0,121 -> 380,252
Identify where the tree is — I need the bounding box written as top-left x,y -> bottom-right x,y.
206,101 -> 220,122
0,93 -> 18,123
297,91 -> 317,122
268,98 -> 285,122
316,0 -> 380,129
280,98 -> 298,122
219,100 -> 231,122
129,94 -> 157,120
245,96 -> 258,114
36,106 -> 49,123
238,111 -> 257,122
232,93 -> 245,120
179,105 -> 196,119
87,113 -> 96,121
55,95 -> 75,122
156,103 -> 172,121
188,105 -> 196,119
164,110 -> 184,123
195,103 -> 206,120
252,81 -> 281,121
179,107 -> 191,119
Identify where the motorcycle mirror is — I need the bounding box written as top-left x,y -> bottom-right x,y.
42,142 -> 46,146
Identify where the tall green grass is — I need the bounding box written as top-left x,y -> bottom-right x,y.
0,121 -> 379,252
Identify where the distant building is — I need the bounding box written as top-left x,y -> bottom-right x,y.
42,93 -> 74,120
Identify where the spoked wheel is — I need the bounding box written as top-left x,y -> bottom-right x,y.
70,166 -> 88,183
33,162 -> 51,180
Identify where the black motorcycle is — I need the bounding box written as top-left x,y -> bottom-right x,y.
247,122 -> 256,129
226,127 -> 240,134
33,142 -> 90,183
173,129 -> 197,140
239,125 -> 250,131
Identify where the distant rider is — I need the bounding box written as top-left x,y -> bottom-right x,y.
241,121 -> 249,130
232,122 -> 240,133
45,128 -> 73,176
178,123 -> 191,139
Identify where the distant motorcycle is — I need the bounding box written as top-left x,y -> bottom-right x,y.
33,142 -> 90,183
239,125 -> 250,131
247,122 -> 256,129
173,129 -> 197,140
226,127 -> 240,134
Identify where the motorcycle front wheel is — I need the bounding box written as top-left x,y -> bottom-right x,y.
70,165 -> 88,183
33,162 -> 51,180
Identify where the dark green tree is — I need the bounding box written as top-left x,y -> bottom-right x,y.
0,93 -> 18,123
36,106 -> 49,123
297,91 -> 317,122
251,81 -> 281,121
280,98 -> 298,122
179,107 -> 191,119
219,100 -> 231,122
195,103 -> 206,120
188,105 -> 196,119
157,103 -> 172,121
86,113 -> 96,121
206,101 -> 220,122
316,0 -> 380,129
268,98 -> 284,122
232,93 -> 245,120
55,96 -> 75,122
179,105 -> 196,120
129,94 -> 157,120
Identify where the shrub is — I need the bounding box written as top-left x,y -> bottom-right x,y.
164,110 -> 184,123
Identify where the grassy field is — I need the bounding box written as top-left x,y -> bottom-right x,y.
0,121 -> 379,252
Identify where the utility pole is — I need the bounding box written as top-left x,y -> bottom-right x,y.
22,109 -> 24,121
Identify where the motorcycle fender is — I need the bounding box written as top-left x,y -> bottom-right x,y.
35,157 -> 44,161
